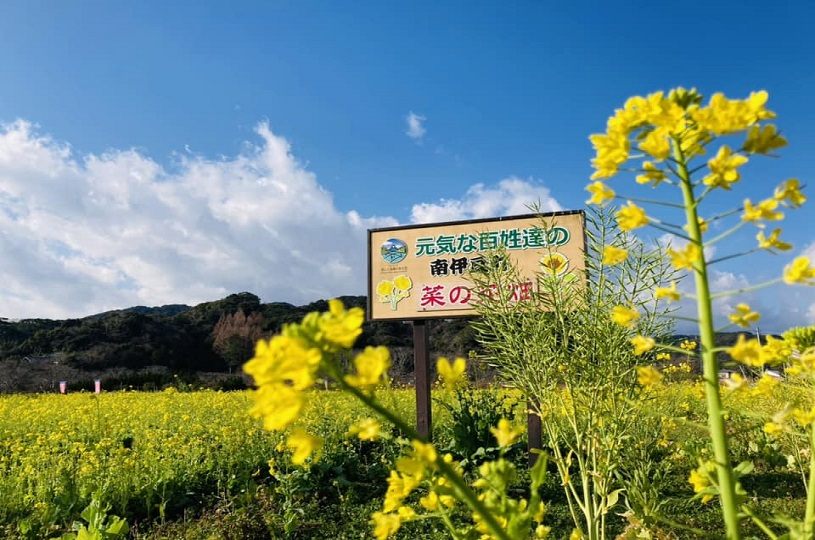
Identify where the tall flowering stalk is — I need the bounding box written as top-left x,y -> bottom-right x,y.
587,88 -> 812,539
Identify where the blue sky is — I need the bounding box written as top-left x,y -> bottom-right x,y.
0,1 -> 813,330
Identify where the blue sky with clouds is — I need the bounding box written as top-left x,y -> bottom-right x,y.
1,1 -> 813,330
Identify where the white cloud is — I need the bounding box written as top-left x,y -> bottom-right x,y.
0,120 -> 397,319
405,112 -> 426,142
410,177 -> 561,224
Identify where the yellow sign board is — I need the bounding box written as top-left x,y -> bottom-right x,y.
367,210 -> 585,321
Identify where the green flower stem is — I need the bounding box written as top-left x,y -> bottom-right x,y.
335,376 -> 513,540
647,221 -> 694,242
709,278 -> 782,299
708,249 -> 760,266
708,207 -> 744,223
615,195 -> 686,209
654,343 -> 701,355
804,424 -> 815,538
674,138 -> 742,539
706,220 -> 747,247
741,505 -> 778,540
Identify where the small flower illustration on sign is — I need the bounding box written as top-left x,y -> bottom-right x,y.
376,274 -> 413,310
539,252 -> 570,276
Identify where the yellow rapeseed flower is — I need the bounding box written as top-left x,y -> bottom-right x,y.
635,161 -> 667,186
347,418 -> 382,441
585,181 -> 616,205
630,335 -> 656,356
602,245 -> 628,265
783,256 -> 815,285
742,198 -> 784,223
490,418 -> 523,448
757,228 -> 792,251
703,145 -> 748,190
728,334 -> 763,367
656,352 -> 671,361
383,470 -> 421,513
636,366 -> 663,387
667,243 -> 701,271
655,281 -> 681,301
763,422 -> 784,436
744,124 -> 787,154
345,346 -> 391,390
244,335 -> 322,431
615,202 -> 649,231
761,336 -> 792,365
692,90 -> 774,135
774,178 -> 806,208
728,303 -> 760,328
589,130 -> 630,179
318,299 -> 365,349
680,339 -> 697,351
287,429 -> 323,466
792,407 -> 815,427
688,460 -> 716,504
436,357 -> 467,389
371,511 -> 401,540
639,128 -> 671,161
752,373 -> 779,397
611,305 -> 640,328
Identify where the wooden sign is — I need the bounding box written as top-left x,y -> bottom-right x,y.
367,210 -> 586,321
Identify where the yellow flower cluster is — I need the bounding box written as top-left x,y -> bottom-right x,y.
728,303 -> 760,328
655,281 -> 681,301
784,256 -> 815,285
615,202 -> 649,231
690,90 -> 775,136
630,335 -> 656,356
244,335 -> 322,431
345,346 -> 391,390
374,440 -> 440,538
728,334 -> 792,367
757,228 -> 792,251
436,356 -> 467,389
679,339 -> 697,352
637,365 -> 663,388
601,245 -> 628,265
490,418 -> 523,448
667,243 -> 702,271
610,305 -> 640,328
703,145 -> 748,190
244,299 -> 368,469
688,460 -> 717,504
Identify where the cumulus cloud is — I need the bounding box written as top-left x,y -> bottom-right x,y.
410,177 -> 561,224
405,112 -> 426,142
0,120 -> 397,318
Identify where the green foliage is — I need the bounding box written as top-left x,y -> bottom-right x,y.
436,385 -> 519,464
469,206 -> 678,539
59,498 -> 128,540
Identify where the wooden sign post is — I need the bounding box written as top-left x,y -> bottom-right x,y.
413,320 -> 432,439
367,210 -> 585,451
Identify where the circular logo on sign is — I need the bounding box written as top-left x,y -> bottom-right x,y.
380,238 -> 407,264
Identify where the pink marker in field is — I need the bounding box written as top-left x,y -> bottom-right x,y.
59,381 -> 67,394
94,380 -> 101,394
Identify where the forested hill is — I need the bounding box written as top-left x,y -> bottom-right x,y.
0,292 -> 754,393
0,293 -> 476,392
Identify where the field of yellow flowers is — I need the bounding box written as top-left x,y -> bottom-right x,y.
0,382 -> 809,539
